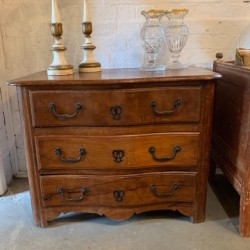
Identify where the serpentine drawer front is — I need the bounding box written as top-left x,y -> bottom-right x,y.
29,87 -> 201,127
40,173 -> 196,209
8,67 -> 219,227
35,133 -> 200,172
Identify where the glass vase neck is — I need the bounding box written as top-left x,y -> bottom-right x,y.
141,10 -> 165,22
165,9 -> 189,23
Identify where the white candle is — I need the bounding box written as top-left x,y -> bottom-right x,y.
52,0 -> 61,23
83,0 -> 90,22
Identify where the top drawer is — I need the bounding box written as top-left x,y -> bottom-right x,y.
29,87 -> 201,127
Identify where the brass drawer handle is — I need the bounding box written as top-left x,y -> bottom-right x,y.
150,99 -> 182,115
43,186 -> 89,202
48,103 -> 82,120
57,187 -> 89,202
55,147 -> 86,163
150,184 -> 180,197
110,106 -> 122,120
112,150 -> 125,163
149,145 -> 181,162
113,190 -> 125,202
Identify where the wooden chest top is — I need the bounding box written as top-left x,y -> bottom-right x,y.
8,67 -> 220,87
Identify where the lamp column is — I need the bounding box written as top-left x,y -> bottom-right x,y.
78,0 -> 101,73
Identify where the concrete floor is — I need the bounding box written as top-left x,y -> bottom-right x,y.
1,175 -> 250,250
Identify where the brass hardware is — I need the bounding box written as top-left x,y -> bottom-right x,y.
47,65 -> 72,69
50,23 -> 63,39
149,145 -> 181,162
216,52 -> 223,60
110,106 -> 122,120
112,150 -> 125,163
150,99 -> 182,115
150,184 -> 180,197
82,21 -> 93,37
43,186 -> 89,202
48,103 -> 82,120
113,190 -> 125,202
55,147 -> 86,163
57,187 -> 89,202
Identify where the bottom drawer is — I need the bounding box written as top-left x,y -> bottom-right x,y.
40,173 -> 196,208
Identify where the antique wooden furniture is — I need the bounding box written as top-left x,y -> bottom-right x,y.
8,67 -> 219,227
212,60 -> 250,237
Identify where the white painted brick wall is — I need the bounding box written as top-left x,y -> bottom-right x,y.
1,0 -> 250,176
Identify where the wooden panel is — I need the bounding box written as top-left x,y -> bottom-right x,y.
212,60 -> 250,237
213,69 -> 250,181
29,87 -> 201,127
35,133 -> 200,171
40,172 -> 196,208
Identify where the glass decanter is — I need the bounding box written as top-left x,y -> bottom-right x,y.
140,10 -> 166,71
165,9 -> 189,69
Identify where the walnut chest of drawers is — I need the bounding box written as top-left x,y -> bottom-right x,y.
8,67 -> 219,227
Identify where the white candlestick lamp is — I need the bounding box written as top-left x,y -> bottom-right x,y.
79,0 -> 101,73
47,0 -> 73,76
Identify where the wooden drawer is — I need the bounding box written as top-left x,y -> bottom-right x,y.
29,87 -> 201,127
40,172 -> 196,208
35,133 -> 200,171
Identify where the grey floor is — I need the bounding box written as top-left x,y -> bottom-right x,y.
1,175 -> 250,250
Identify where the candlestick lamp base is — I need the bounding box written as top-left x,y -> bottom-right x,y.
78,22 -> 101,73
48,22 -> 74,76
79,62 -> 101,73
47,65 -> 74,76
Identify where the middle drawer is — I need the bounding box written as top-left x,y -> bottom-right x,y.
35,133 -> 200,172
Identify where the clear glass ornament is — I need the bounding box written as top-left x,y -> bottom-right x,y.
165,9 -> 189,69
140,10 -> 166,71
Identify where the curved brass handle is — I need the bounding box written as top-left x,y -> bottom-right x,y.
110,106 -> 122,120
150,184 -> 180,197
150,99 -> 182,115
43,186 -> 89,201
55,147 -> 86,163
48,103 -> 82,120
149,145 -> 181,162
57,187 -> 89,202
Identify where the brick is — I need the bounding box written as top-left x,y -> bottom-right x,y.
1,0 -> 250,178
